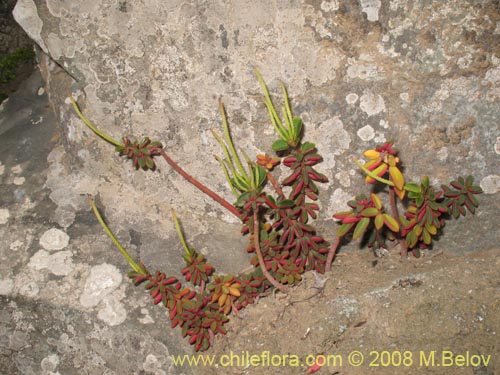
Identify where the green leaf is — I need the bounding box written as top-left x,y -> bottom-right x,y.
405,182 -> 421,194
145,156 -> 154,169
422,228 -> 432,245
416,195 -> 424,207
234,192 -> 250,207
406,230 -> 417,249
277,199 -> 295,208
382,213 -> 400,232
337,223 -> 354,237
353,217 -> 370,240
292,117 -> 302,138
138,156 -> 145,169
254,165 -> 267,188
272,139 -> 290,152
466,175 -> 474,186
422,176 -> 429,190
361,207 -> 379,217
301,142 -> 316,152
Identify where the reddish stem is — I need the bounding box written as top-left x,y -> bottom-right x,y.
253,210 -> 289,293
389,187 -> 407,258
325,236 -> 341,272
388,187 -> 401,228
266,171 -> 284,197
159,150 -> 240,218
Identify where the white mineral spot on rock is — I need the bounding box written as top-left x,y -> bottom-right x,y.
0,278 -> 14,296
321,0 -> 339,12
480,175 -> 500,194
357,125 -> 375,141
19,281 -> 40,297
360,0 -> 381,22
54,206 -> 76,228
139,308 -> 155,324
335,170 -> 351,187
0,208 -> 10,224
346,59 -> 383,81
30,116 -> 43,125
437,147 -> 448,161
39,228 -> 70,251
38,87 -> 45,95
315,117 -> 351,167
41,353 -> 60,372
13,177 -> 25,185
10,240 -> 23,251
143,354 -> 166,375
360,90 -> 386,116
28,250 -> 74,276
374,132 -> 386,143
11,164 -> 22,174
329,188 -> 353,214
79,264 -> 123,308
379,119 -> 389,128
345,93 -> 359,105
97,296 -> 127,326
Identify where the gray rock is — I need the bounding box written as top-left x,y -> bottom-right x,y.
4,0 -> 500,373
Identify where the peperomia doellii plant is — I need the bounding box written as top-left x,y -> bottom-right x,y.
71,69 -> 481,351
326,143 -> 483,269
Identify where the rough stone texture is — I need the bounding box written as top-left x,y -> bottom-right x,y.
12,0 -> 499,264
4,0 -> 500,374
0,70 -> 191,375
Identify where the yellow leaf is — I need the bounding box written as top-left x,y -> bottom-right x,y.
395,187 -> 406,200
211,292 -> 220,303
383,213 -> 400,232
371,193 -> 383,210
375,214 -> 384,230
218,293 -> 228,307
228,286 -> 241,297
363,149 -> 380,159
389,166 -> 405,190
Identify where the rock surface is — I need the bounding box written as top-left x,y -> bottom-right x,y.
2,0 -> 499,374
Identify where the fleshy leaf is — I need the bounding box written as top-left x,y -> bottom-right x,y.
382,213 -> 400,232
272,139 -> 290,151
337,222 -> 354,237
389,166 -> 405,190
353,217 -> 370,239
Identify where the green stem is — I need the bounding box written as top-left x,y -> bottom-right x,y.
353,158 -> 394,186
171,209 -> 192,256
89,197 -> 149,276
219,99 -> 247,179
70,96 -> 124,148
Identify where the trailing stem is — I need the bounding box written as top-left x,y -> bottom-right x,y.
253,210 -> 289,293
89,196 -> 149,276
325,236 -> 340,273
159,150 -> 240,218
388,187 -> 407,257
266,171 -> 284,197
70,96 -> 123,147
